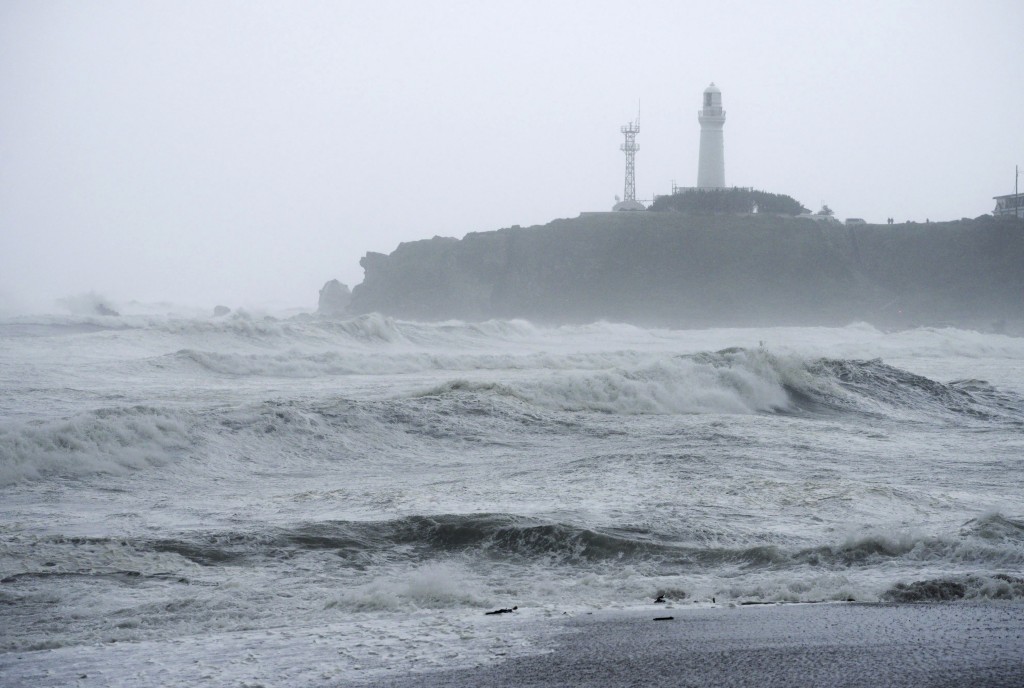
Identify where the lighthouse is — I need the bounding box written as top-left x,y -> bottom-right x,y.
697,83 -> 726,188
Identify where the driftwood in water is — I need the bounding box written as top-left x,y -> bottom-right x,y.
485,606 -> 518,615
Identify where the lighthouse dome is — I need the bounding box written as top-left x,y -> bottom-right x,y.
704,82 -> 720,93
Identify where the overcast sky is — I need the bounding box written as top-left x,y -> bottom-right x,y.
1,0 -> 1021,313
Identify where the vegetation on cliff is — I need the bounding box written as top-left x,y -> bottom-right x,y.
649,188 -> 807,215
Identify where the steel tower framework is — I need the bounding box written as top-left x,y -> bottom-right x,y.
620,120 -> 640,202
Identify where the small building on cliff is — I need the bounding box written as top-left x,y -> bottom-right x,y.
993,192 -> 1024,219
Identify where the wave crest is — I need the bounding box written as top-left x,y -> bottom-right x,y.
883,574 -> 1024,602
415,349 -> 1024,420
418,349 -> 794,415
0,406 -> 191,486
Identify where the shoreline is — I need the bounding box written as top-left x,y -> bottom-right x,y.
355,601 -> 1024,688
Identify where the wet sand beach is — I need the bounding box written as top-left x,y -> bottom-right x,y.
359,603 -> 1024,688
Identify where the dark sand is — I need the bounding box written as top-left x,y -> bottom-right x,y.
358,603 -> 1024,687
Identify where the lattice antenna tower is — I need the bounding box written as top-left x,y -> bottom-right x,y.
620,105 -> 640,202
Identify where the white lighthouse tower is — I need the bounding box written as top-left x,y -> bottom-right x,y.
697,83 -> 726,188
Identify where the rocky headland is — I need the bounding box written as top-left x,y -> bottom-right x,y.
347,211 -> 1024,330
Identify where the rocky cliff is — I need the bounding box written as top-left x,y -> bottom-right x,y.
349,212 -> 1024,329
317,279 -> 352,318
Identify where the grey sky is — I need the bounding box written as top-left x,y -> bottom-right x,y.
1,1 -> 1021,312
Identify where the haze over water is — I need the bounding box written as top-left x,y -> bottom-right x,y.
2,1 -> 1022,310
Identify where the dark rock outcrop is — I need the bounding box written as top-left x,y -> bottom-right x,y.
348,213 -> 1024,328
317,279 -> 351,318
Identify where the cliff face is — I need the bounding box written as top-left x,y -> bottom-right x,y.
349,213 -> 1024,328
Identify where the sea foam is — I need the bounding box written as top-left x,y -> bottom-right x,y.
0,406 -> 191,486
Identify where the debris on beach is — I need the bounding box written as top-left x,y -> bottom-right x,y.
485,606 -> 518,615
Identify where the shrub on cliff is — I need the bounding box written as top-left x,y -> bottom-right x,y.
649,188 -> 807,215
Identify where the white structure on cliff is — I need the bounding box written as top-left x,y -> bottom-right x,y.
993,166 -> 1024,219
697,83 -> 726,188
994,192 -> 1024,219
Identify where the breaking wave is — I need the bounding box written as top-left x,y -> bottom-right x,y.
5,351 -> 1021,490
796,358 -> 1024,421
7,352 -> 1021,487
0,406 -> 192,486
132,512 -> 1024,574
883,574 -> 1024,602
0,312 -> 545,348
4,512 -> 1023,622
416,348 -> 1024,421
148,340 -> 1024,429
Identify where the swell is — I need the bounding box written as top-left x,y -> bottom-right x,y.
168,348 -> 639,378
416,349 -> 793,415
0,406 -> 192,486
131,513 -> 1024,575
883,573 -> 1024,602
5,514 -> 1023,616
169,340 -> 1024,421
5,351 -> 1021,487
7,315 -> 1024,365
0,394 -> 550,486
2,312 -> 541,346
416,349 -> 1024,421
797,358 -> 1024,421
9,313 -> 1024,423
145,514 -> 666,567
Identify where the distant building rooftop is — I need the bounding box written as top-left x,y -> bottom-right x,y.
993,192 -> 1024,219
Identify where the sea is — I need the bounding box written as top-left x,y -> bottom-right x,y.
1,309 -> 1023,686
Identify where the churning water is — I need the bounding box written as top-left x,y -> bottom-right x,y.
2,312 -> 1023,684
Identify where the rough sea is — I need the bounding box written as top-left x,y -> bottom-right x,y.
2,310 -> 1023,686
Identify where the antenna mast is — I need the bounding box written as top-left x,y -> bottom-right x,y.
620,116 -> 640,203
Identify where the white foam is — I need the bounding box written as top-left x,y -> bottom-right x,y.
418,349 -> 799,415
3,316 -> 1024,686
0,407 -> 190,486
326,561 -> 488,612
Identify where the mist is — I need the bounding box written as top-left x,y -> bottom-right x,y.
1,1 -> 1022,313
